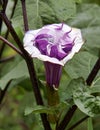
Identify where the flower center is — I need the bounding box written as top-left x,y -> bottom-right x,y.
34,25 -> 74,60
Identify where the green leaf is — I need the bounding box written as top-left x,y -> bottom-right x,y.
38,1 -> 57,24
12,0 -> 76,31
25,105 -> 54,116
71,79 -> 100,117
64,51 -> 98,79
64,78 -> 100,117
65,78 -> 85,99
88,117 -> 93,130
74,0 -> 82,3
47,0 -> 76,21
12,0 -> 43,30
0,60 -> 29,90
70,4 -> 100,56
89,86 -> 100,94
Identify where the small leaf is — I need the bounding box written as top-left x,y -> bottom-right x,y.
72,79 -> 100,117
88,117 -> 93,130
0,60 -> 29,90
65,78 -> 100,117
25,105 -> 54,116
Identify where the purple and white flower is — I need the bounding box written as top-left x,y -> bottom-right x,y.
23,23 -> 84,89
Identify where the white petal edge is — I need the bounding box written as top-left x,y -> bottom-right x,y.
24,45 -> 64,66
33,54 -> 64,66
24,45 -> 41,56
23,29 -> 41,47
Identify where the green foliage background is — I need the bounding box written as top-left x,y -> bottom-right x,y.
0,0 -> 100,130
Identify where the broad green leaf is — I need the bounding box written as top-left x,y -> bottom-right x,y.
12,0 -> 76,31
12,0 -> 43,30
83,0 -> 100,5
70,4 -> 100,56
64,51 -> 98,80
25,105 -> 54,116
64,78 -> 100,117
0,60 -> 29,90
88,117 -> 93,130
71,79 -> 100,117
59,71 -> 72,101
47,0 -> 76,21
38,1 -> 57,24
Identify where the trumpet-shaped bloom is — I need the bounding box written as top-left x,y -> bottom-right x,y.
23,23 -> 84,89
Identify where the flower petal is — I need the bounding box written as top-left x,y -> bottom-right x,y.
23,24 -> 84,66
24,45 -> 40,56
35,54 -> 64,66
61,28 -> 84,64
23,29 -> 41,47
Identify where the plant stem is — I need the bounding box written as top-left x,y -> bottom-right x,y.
0,0 -> 8,57
0,36 -> 23,57
56,105 -> 77,130
20,0 -> 51,129
1,0 -> 8,13
25,57 -> 52,130
86,57 -> 100,85
0,80 -> 12,105
0,12 -> 51,130
20,0 -> 29,32
10,0 -> 18,18
0,0 -> 18,58
0,12 -> 25,53
67,116 -> 89,130
47,86 -> 60,124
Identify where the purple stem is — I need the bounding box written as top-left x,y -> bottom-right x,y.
20,0 -> 51,129
0,36 -> 23,57
0,80 -> 12,104
0,0 -> 18,107
20,0 -> 29,32
67,116 -> 89,130
86,57 -> 100,85
56,105 -> 77,130
0,0 -> 18,58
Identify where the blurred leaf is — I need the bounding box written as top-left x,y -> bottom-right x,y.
88,117 -> 93,130
64,51 -> 98,80
25,105 -> 54,116
70,4 -> 100,56
75,0 -> 82,3
0,60 -> 29,90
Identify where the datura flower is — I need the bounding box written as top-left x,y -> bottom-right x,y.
23,23 -> 84,89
